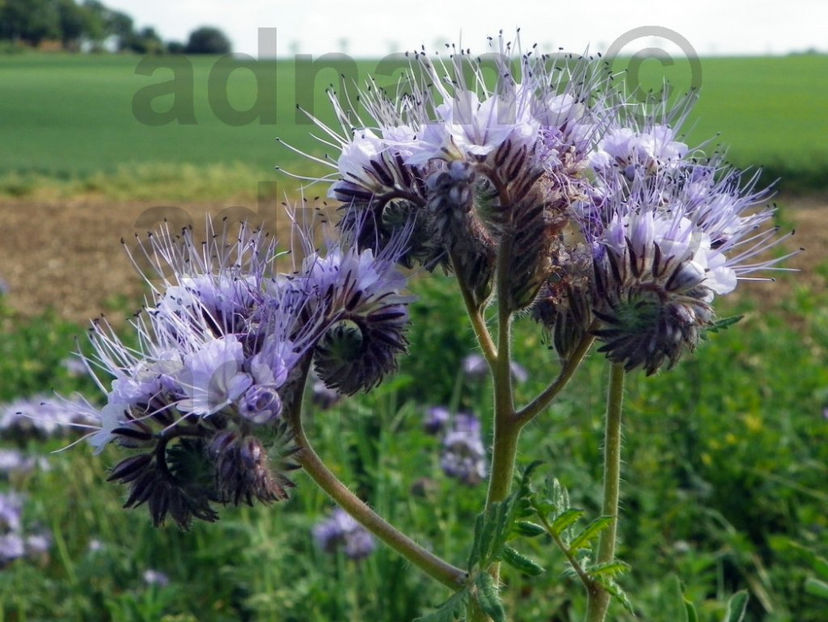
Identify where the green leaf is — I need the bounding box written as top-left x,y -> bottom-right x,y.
414,588 -> 469,622
813,555 -> 828,580
722,591 -> 749,622
588,560 -> 630,579
551,508 -> 584,537
570,516 -> 613,551
596,576 -> 635,614
513,520 -> 546,537
474,573 -> 506,622
501,546 -> 545,576
467,513 -> 486,570
685,601 -> 699,622
805,577 -> 828,600
708,314 -> 744,334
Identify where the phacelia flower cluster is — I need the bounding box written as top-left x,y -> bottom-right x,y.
71,215 -> 412,527
297,34 -> 796,375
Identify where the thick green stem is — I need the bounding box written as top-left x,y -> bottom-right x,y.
585,362 -> 625,622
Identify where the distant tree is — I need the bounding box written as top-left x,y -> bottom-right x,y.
56,0 -> 92,49
123,26 -> 163,54
184,26 -> 231,54
0,0 -> 60,45
166,41 -> 185,54
105,8 -> 133,50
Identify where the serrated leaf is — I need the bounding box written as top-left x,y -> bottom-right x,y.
513,520 -> 546,537
501,546 -> 545,576
597,576 -> 635,614
551,508 -> 584,536
467,513 -> 486,569
722,591 -> 749,622
474,573 -> 506,622
805,577 -> 828,600
570,516 -> 613,551
588,560 -> 630,579
414,588 -> 469,622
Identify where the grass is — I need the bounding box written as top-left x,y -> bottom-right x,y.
1,53 -> 827,199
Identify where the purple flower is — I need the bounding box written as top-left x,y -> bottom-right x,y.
0,534 -> 24,566
313,508 -> 375,560
0,449 -> 47,476
0,492 -> 23,533
0,394 -> 96,439
440,412 -> 487,486
424,406 -> 450,435
66,213 -> 411,528
462,354 -> 488,381
143,569 -> 171,587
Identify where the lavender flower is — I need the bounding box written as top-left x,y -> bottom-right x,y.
143,569 -> 171,587
462,353 -> 527,384
66,213 -> 412,527
423,406 -> 450,435
0,394 -> 97,440
583,160 -> 795,374
0,491 -> 23,533
0,533 -> 24,566
440,412 -> 487,486
312,507 -> 376,560
292,35 -> 617,314
0,449 -> 47,477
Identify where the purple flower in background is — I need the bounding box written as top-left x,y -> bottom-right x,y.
313,507 -> 375,560
0,449 -> 47,477
423,406 -> 450,435
311,378 -> 342,410
462,353 -> 527,384
462,354 -> 488,381
0,394 -> 97,439
0,492 -> 23,533
24,532 -> 52,556
0,533 -> 24,566
143,569 -> 171,587
440,412 -> 487,486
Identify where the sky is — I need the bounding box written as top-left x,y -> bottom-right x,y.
104,0 -> 827,58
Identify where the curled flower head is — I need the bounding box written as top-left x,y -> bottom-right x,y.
584,161 -> 795,374
287,34 -> 619,317
66,211 -> 413,527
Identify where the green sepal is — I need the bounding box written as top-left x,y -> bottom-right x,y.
501,546 -> 545,576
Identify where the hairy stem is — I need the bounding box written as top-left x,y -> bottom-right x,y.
292,419 -> 468,589
585,362 -> 625,622
450,247 -> 497,364
515,325 -> 597,423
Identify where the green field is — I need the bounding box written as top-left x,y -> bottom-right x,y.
0,53 -> 826,197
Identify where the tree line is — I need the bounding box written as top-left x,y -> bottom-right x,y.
0,0 -> 231,54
